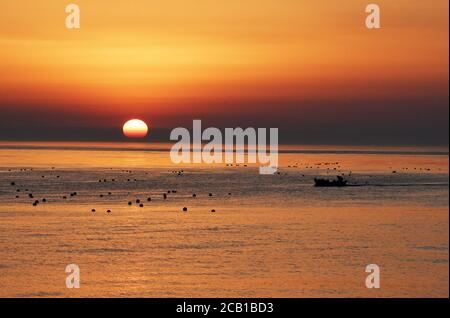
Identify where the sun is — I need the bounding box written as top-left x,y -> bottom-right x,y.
123,119 -> 149,138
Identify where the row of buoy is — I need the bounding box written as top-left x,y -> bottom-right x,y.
32,198 -> 47,206
91,207 -> 217,214
99,178 -> 145,183
182,207 -> 216,213
8,171 -> 232,212
91,209 -> 111,213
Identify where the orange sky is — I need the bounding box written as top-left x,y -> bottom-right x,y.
0,0 -> 448,144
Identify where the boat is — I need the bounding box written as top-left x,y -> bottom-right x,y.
314,176 -> 348,187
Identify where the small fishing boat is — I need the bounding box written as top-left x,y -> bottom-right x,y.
314,176 -> 348,187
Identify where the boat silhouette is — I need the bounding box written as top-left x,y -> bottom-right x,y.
314,175 -> 348,187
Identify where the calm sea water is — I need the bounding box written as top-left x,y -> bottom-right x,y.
0,142 -> 448,297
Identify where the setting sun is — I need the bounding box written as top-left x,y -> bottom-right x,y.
123,119 -> 148,138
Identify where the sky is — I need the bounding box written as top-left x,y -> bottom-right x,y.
0,0 -> 448,145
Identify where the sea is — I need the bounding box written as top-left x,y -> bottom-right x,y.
0,142 -> 448,297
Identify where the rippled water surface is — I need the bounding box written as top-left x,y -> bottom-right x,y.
0,143 -> 448,297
